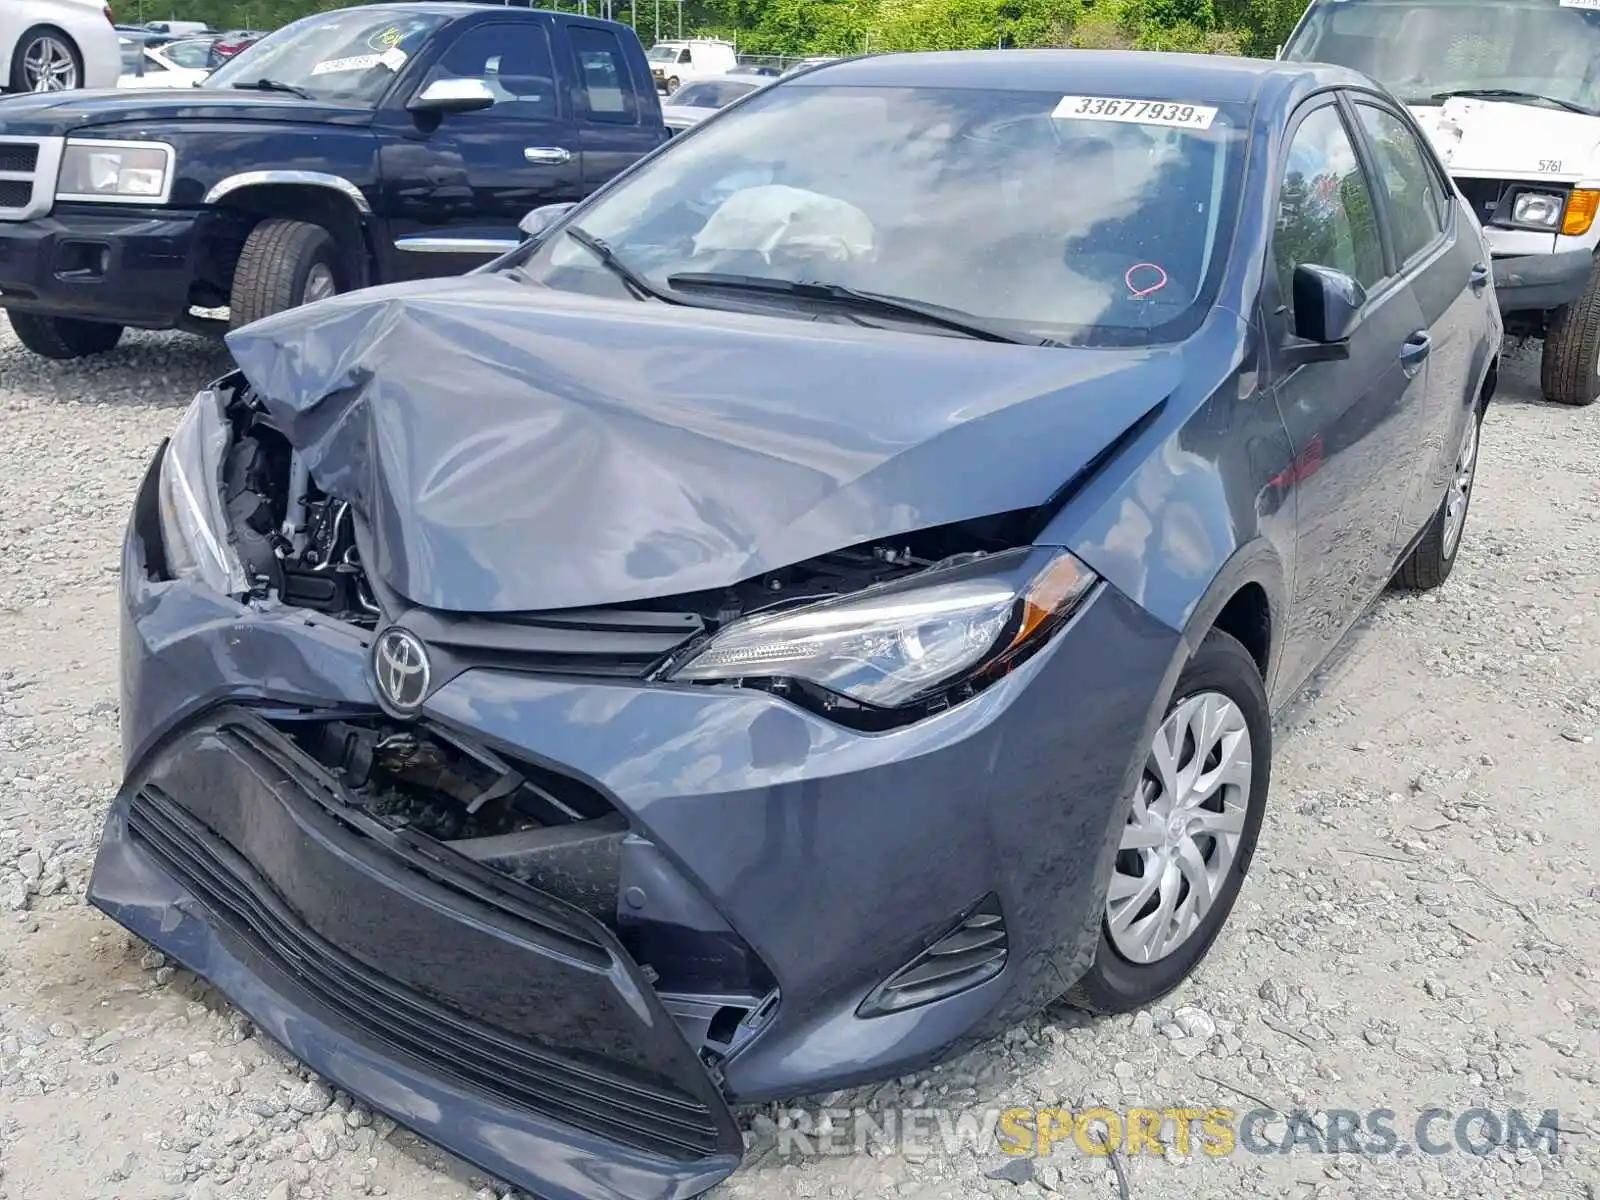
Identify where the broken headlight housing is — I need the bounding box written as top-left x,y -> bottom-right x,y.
669,547 -> 1096,712
157,388 -> 248,596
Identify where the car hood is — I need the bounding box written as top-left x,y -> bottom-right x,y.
0,88 -> 374,135
1408,98 -> 1600,181
660,104 -> 714,127
225,275 -> 1181,614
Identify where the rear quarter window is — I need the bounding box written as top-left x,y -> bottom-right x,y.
570,27 -> 637,123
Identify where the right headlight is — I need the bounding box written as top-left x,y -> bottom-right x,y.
157,389 -> 247,596
56,139 -> 175,204
668,547 -> 1098,712
1511,190 -> 1564,229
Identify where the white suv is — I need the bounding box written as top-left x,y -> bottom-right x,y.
2,0 -> 120,93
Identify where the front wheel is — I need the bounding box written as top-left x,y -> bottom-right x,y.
1540,265 -> 1600,406
1066,628 -> 1271,1015
7,312 -> 123,359
666,75 -> 681,92
229,219 -> 343,330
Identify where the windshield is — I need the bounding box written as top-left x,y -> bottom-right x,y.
647,44 -> 683,62
164,39 -> 213,69
1283,0 -> 1600,113
203,9 -> 447,102
671,79 -> 758,107
516,84 -> 1247,347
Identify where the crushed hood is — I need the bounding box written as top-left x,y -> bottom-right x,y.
226,276 -> 1181,614
1409,98 -> 1600,181
0,88 -> 374,135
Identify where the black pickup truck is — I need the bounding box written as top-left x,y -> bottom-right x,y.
0,2 -> 668,359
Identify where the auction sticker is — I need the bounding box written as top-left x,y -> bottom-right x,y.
311,53 -> 383,75
1560,0 -> 1600,10
1052,95 -> 1218,129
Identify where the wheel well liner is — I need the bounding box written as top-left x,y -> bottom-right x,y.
208,183 -> 373,292
1210,583 -> 1271,678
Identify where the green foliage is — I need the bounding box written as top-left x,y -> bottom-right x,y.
145,0 -> 1303,59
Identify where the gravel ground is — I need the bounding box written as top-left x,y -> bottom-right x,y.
0,322 -> 1596,1200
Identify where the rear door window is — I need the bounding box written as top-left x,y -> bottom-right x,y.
1353,102 -> 1446,266
570,26 -> 636,122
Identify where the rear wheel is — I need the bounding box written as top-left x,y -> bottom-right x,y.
1393,406 -> 1481,591
7,312 -> 124,359
229,219 -> 343,330
666,75 -> 681,92
1066,629 -> 1270,1015
10,27 -> 81,92
1540,264 -> 1600,406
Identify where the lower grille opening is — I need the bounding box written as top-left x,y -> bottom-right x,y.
857,894 -> 1008,1017
126,784 -> 727,1161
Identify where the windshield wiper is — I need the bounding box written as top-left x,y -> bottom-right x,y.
664,272 -> 1056,345
1425,88 -> 1598,116
564,225 -> 682,304
231,78 -> 313,100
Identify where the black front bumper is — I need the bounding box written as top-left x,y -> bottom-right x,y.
1492,248 -> 1595,315
89,708 -> 742,1200
0,204 -> 203,329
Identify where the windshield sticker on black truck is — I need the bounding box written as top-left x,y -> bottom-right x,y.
1052,96 -> 1218,129
311,53 -> 384,75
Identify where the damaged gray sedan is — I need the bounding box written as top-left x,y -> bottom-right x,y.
90,49 -> 1500,1200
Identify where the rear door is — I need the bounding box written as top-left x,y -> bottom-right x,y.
561,21 -> 667,193
1267,97 -> 1431,696
1348,94 -> 1484,551
376,16 -> 584,282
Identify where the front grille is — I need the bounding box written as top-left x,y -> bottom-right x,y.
0,144 -> 38,173
0,137 -> 58,220
126,785 -> 729,1161
403,605 -> 704,682
858,894 -> 1008,1017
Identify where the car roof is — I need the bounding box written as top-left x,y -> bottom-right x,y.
791,50 -> 1377,107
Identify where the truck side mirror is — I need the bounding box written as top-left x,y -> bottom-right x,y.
409,78 -> 496,114
519,202 -> 575,241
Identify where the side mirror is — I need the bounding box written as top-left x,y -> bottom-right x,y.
1284,263 -> 1364,364
408,77 -> 495,114
519,201 -> 575,241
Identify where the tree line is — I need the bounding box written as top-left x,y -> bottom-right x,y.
125,0 -> 1307,61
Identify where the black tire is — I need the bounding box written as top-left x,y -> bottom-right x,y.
228,218 -> 343,330
1066,628 -> 1271,1015
7,312 -> 123,359
667,75 -> 681,92
9,27 -> 82,93
1540,264 -> 1600,406
1393,405 -> 1483,591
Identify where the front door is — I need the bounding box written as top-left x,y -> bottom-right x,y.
376,18 -> 584,282
1267,98 -> 1430,696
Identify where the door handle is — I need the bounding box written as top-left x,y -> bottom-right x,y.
1469,263 -> 1490,291
1400,330 -> 1432,377
524,146 -> 571,165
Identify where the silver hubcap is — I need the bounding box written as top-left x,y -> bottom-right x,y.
1107,692 -> 1252,964
1441,416 -> 1478,559
302,264 -> 337,305
24,38 -> 77,92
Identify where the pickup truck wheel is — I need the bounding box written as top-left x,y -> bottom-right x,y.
7,312 -> 123,359
1540,265 -> 1600,406
666,75 -> 680,91
229,219 -> 344,329
10,28 -> 81,92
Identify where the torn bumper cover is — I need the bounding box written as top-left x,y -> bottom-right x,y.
91,707 -> 743,1200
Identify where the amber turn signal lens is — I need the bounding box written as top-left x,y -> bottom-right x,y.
1563,189 -> 1600,236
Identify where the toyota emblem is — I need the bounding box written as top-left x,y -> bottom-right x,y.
372,627 -> 431,713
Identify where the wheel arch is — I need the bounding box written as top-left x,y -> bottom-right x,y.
1179,540 -> 1287,691
204,178 -> 375,292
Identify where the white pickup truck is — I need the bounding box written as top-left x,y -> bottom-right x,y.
1282,0 -> 1600,405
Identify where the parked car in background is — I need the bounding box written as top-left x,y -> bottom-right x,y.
1,0 -> 120,92
207,30 -> 265,67
645,36 -> 735,92
782,54 -> 838,75
661,73 -> 762,132
90,49 -> 1500,1200
152,37 -> 217,73
1282,0 -> 1600,405
0,1 -> 667,360
119,37 -> 211,88
143,20 -> 212,39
